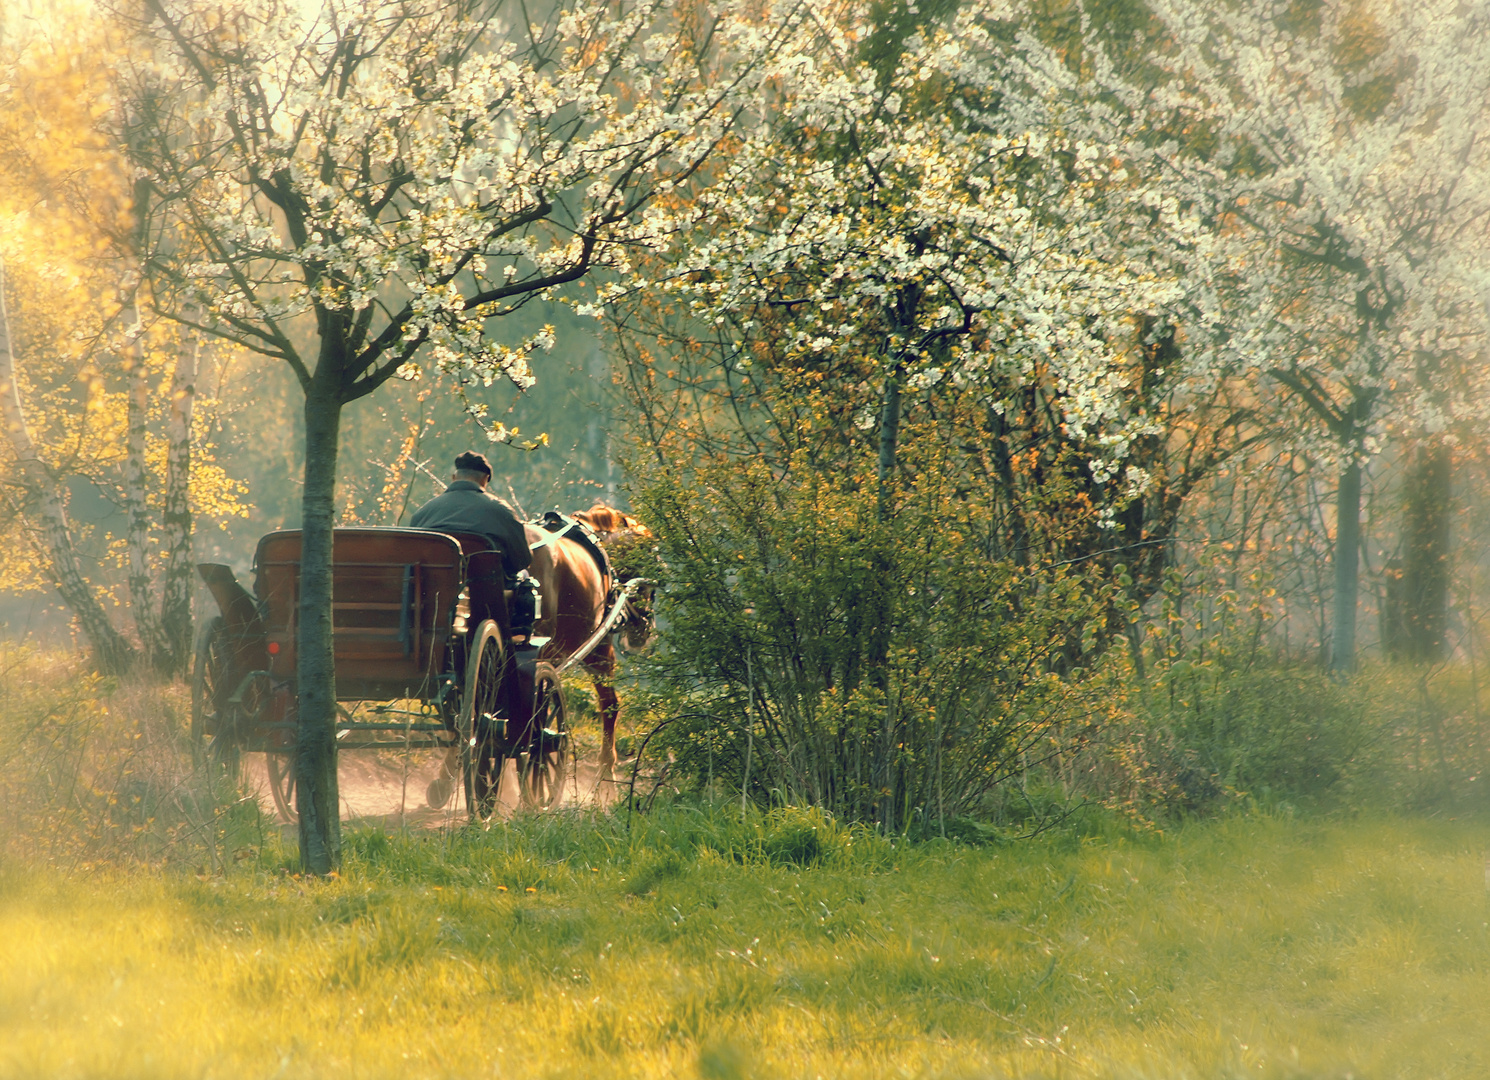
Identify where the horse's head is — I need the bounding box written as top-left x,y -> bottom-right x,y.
578,505 -> 659,653
615,579 -> 657,653
574,504 -> 653,543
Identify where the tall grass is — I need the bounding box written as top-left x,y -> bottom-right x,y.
0,643 -> 261,872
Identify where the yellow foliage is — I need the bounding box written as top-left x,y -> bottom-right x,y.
0,6 -> 249,602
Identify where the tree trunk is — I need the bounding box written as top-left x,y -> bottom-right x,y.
159,333 -> 198,676
295,373 -> 343,875
1401,438 -> 1452,663
1381,556 -> 1407,659
875,365 -> 903,523
870,365 -> 902,827
1330,459 -> 1362,674
0,257 -> 135,674
124,327 -> 168,669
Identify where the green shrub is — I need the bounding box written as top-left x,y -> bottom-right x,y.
1145,662 -> 1377,809
627,458 -> 1121,833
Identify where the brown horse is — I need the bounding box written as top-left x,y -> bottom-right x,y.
528,505 -> 655,782
425,504 -> 653,809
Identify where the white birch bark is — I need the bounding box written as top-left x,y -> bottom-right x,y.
0,257 -> 135,673
123,311 -> 167,668
159,331 -> 197,675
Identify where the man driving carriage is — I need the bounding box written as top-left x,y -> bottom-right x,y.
410,451 -> 536,636
410,451 -> 531,575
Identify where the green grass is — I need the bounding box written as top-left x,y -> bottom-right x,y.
2,804 -> 1488,1079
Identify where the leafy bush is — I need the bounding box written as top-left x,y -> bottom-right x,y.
1329,663 -> 1490,815
692,804 -> 890,869
1141,661 -> 1377,809
1075,562 -> 1489,817
624,448 -> 1123,832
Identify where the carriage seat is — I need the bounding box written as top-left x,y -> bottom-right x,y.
446,533 -> 535,641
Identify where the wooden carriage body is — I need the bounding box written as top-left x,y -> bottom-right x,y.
192,526 -> 567,819
254,528 -> 466,701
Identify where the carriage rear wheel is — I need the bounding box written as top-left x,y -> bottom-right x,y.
225,670 -> 296,822
190,616 -> 241,778
459,620 -> 507,823
517,663 -> 569,810
265,752 -> 297,823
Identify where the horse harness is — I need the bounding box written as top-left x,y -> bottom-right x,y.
527,511 -> 650,641
527,511 -> 611,579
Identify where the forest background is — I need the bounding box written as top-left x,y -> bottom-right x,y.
1,0 -> 1489,852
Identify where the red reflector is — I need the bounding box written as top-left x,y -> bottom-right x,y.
267,642 -> 281,655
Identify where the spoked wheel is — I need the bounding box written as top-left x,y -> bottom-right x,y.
459,620 -> 507,823
265,752 -> 297,823
190,616 -> 241,778
517,663 -> 569,810
229,671 -> 296,823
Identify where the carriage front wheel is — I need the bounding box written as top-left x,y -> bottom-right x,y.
459,619 -> 507,823
517,663 -> 569,810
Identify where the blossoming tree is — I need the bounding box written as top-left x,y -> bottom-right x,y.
1139,0 -> 1490,670
657,2 -> 1258,549
123,0 -> 809,871
608,0 -> 1269,825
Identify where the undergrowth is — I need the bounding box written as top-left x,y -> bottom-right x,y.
0,643 -> 262,872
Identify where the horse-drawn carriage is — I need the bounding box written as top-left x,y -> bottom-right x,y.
192,526 -> 578,821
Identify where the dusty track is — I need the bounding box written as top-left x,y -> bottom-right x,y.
240,749 -> 628,828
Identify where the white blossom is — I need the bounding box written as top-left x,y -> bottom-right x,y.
126,0 -> 814,398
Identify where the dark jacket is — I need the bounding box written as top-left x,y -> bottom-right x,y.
409,480 -> 532,576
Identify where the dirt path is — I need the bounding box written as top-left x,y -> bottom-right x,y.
241,748 -> 628,829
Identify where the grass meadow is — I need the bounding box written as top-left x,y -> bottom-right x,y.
2,644 -> 1489,1078
3,805 -> 1489,1080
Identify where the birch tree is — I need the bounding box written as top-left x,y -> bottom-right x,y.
0,260 -> 138,673
0,15 -> 224,675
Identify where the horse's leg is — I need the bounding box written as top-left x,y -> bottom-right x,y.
594,676 -> 620,783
